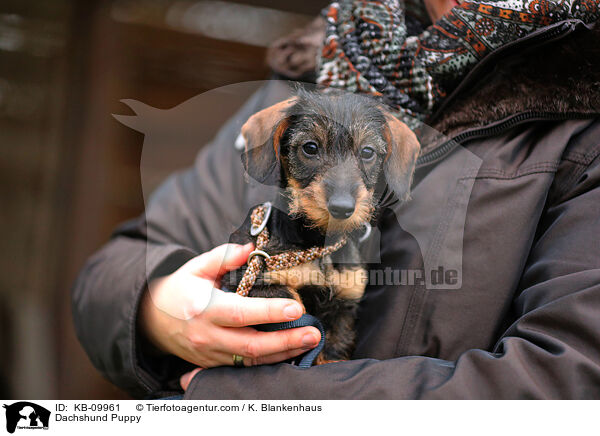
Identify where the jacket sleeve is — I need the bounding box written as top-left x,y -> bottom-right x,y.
183,152 -> 600,400
72,80 -> 297,398
71,96 -> 256,398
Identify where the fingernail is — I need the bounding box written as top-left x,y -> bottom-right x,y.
180,369 -> 201,390
302,333 -> 319,348
283,303 -> 301,320
225,244 -> 249,262
180,372 -> 193,386
224,246 -> 241,262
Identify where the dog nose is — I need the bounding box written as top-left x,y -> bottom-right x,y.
327,195 -> 356,219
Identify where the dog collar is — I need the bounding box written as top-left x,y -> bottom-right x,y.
236,202 -> 348,297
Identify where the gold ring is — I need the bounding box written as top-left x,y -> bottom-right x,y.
232,354 -> 245,367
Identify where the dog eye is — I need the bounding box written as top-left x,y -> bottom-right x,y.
360,147 -> 376,161
302,141 -> 319,157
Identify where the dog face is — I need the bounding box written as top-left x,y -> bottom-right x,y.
241,91 -> 420,233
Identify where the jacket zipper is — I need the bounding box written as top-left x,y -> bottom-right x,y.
416,111 -> 597,167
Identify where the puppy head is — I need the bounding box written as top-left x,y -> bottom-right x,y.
241,91 -> 420,233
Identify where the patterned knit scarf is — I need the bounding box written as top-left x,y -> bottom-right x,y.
317,0 -> 600,122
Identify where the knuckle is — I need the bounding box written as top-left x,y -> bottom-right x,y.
188,334 -> 208,349
264,302 -> 276,323
288,337 -> 299,352
243,339 -> 260,359
283,331 -> 296,351
229,301 -> 246,326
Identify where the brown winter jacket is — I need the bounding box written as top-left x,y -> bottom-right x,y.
72,20 -> 600,399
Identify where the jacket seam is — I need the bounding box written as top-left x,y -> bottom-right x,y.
554,161 -> 588,203
562,156 -> 590,165
562,143 -> 600,165
472,161 -> 559,178
464,170 -> 556,181
552,145 -> 600,205
461,167 -> 558,181
394,175 -> 471,357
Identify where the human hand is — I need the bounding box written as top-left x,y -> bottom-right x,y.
138,243 -> 321,370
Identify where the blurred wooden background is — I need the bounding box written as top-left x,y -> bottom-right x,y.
0,0 -> 326,399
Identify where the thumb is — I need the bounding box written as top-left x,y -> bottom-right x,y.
180,368 -> 202,391
184,243 -> 254,279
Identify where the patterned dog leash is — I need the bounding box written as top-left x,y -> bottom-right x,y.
236,202 -> 347,296
235,202 -> 347,368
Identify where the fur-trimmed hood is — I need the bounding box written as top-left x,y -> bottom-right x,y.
430,22 -> 600,139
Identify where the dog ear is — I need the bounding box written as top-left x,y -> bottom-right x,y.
382,112 -> 421,202
240,98 -> 296,184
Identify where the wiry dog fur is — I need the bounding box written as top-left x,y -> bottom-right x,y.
222,90 -> 420,363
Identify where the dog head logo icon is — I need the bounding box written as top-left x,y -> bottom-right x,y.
3,402 -> 50,434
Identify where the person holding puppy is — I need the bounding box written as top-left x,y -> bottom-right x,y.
73,0 -> 600,399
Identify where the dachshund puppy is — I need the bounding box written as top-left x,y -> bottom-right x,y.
222,90 -> 420,363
